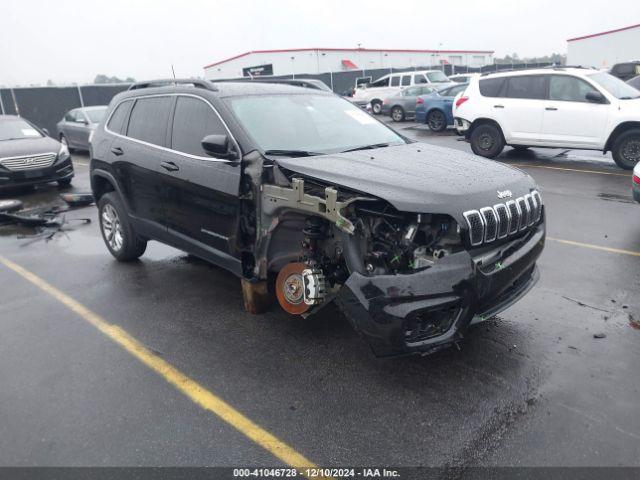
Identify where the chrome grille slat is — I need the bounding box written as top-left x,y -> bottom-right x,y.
464,190 -> 542,247
0,153 -> 56,171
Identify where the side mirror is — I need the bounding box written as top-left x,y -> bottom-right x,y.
201,134 -> 238,160
585,91 -> 607,104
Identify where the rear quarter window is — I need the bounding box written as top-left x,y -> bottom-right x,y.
479,77 -> 507,97
505,75 -> 547,100
106,100 -> 132,135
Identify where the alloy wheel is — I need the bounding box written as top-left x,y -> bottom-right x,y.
101,203 -> 124,252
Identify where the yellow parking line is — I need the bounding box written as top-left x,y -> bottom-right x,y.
0,254 -> 318,472
547,237 -> 640,257
508,163 -> 630,177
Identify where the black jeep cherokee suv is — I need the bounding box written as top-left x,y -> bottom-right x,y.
90,79 -> 545,357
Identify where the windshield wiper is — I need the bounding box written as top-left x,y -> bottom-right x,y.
263,149 -> 322,157
620,96 -> 640,100
0,137 -> 27,141
341,142 -> 391,153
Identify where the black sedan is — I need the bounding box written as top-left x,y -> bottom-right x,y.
0,115 -> 73,191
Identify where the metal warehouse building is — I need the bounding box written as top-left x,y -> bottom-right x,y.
567,23 -> 640,68
203,48 -> 494,80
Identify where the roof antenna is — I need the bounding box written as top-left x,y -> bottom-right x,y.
171,64 -> 177,85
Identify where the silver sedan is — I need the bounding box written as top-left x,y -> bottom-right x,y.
56,106 -> 108,151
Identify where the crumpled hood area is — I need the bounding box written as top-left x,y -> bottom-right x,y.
275,142 -> 537,220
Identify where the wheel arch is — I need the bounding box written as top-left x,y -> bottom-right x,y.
604,122 -> 640,152
467,117 -> 506,142
91,169 -> 121,203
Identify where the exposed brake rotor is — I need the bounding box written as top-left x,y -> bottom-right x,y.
275,262 -> 312,315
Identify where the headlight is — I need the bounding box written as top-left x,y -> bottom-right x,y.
59,143 -> 70,158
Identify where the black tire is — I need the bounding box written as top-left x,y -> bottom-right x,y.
371,100 -> 382,115
59,134 -> 75,153
0,199 -> 23,213
427,110 -> 447,132
391,106 -> 405,122
97,192 -> 147,262
57,178 -> 72,188
470,123 -> 505,159
612,129 -> 640,170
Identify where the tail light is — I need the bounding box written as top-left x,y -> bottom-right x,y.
633,174 -> 640,185
416,97 -> 424,105
455,96 -> 469,108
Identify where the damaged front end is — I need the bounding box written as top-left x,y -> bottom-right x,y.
254,165 -> 545,357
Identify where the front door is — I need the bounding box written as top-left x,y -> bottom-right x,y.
162,95 -> 242,261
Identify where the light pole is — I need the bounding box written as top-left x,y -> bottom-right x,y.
290,56 -> 295,79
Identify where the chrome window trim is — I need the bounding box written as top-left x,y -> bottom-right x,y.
493,203 -> 510,239
480,206 -> 498,243
104,93 -> 242,164
463,210 -> 485,247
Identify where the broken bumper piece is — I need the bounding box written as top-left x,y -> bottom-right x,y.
336,224 -> 545,357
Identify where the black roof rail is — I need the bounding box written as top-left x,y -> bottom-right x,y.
479,64 -> 596,77
214,77 -> 332,92
128,78 -> 218,91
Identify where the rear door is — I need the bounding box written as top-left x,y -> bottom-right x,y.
65,110 -> 86,146
110,95 -> 172,233
497,75 -> 547,143
162,94 -> 242,264
540,74 -> 609,148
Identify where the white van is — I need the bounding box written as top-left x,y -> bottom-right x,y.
353,70 -> 451,114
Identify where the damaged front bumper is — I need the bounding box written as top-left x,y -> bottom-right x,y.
336,223 -> 545,357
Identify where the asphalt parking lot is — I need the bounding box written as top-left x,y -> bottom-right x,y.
1,126 -> 639,472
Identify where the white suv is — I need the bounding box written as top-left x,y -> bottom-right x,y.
452,68 -> 640,169
353,70 -> 450,114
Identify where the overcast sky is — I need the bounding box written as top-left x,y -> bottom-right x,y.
1,0 -> 637,86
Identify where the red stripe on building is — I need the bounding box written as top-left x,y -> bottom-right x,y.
567,23 -> 640,42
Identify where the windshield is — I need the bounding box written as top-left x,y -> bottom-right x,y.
426,71 -> 449,83
588,72 -> 640,99
85,107 -> 107,123
227,94 -> 406,155
0,118 -> 43,141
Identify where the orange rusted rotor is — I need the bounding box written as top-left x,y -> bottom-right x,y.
275,262 -> 311,315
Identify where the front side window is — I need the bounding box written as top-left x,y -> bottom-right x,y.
0,117 -> 42,141
505,75 -> 546,100
549,76 -> 598,102
171,96 -> 227,156
390,76 -> 401,87
127,96 -> 173,146
227,94 -> 406,155
369,77 -> 389,88
414,74 -> 428,84
85,107 -> 108,124
587,72 -> 640,99
426,71 -> 449,83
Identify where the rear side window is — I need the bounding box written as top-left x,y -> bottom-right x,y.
479,77 -> 507,97
127,96 -> 173,146
171,96 -> 227,156
106,100 -> 132,135
401,75 -> 411,86
390,76 -> 401,87
505,75 -> 547,100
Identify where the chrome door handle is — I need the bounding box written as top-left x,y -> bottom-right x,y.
493,105 -> 504,109
160,161 -> 179,172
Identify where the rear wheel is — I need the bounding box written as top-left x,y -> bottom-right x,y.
98,192 -> 147,261
391,106 -> 405,122
612,129 -> 640,170
371,100 -> 382,115
470,123 -> 505,159
427,110 -> 447,132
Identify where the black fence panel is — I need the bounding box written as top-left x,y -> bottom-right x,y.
0,84 -> 132,136
80,84 -> 130,106
12,87 -> 80,136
